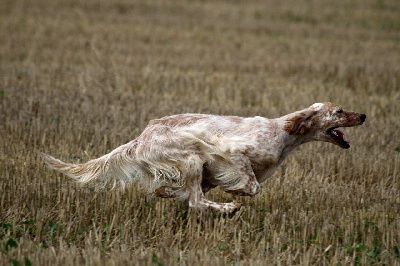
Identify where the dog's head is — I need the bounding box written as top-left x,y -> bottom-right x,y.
285,102 -> 366,149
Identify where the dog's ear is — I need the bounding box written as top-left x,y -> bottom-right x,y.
284,109 -> 317,135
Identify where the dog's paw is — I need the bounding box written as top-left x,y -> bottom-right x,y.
220,201 -> 242,214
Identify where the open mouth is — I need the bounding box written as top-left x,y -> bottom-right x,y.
327,127 -> 350,149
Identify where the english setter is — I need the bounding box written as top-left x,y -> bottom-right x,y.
41,102 -> 366,213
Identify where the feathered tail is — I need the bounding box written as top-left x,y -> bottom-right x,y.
40,141 -> 139,190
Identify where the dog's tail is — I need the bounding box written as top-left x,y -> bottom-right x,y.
40,141 -> 138,190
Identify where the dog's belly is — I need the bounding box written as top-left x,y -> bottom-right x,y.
201,158 -> 233,190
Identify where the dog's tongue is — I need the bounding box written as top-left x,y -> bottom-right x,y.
334,129 -> 349,143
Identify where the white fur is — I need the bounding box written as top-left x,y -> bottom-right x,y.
41,102 -> 365,213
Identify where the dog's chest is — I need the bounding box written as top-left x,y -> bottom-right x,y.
245,140 -> 285,183
251,157 -> 279,183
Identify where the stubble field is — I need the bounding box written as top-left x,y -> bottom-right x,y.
1,0 -> 400,265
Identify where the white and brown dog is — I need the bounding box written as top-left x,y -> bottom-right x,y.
42,102 -> 366,213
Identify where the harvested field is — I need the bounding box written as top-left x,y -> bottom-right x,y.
1,0 -> 399,264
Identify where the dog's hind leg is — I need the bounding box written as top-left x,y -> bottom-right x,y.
153,184 -> 241,213
153,186 -> 187,199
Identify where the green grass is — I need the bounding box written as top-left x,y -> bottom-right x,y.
1,0 -> 399,264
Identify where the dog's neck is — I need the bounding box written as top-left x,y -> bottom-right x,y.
273,116 -> 315,165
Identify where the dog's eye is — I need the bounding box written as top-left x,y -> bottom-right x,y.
337,109 -> 343,114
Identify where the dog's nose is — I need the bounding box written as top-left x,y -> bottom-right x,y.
360,114 -> 366,122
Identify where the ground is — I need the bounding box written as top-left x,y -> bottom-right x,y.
0,0 -> 399,264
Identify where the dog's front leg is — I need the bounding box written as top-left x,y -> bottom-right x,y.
221,155 -> 261,197
182,155 -> 242,213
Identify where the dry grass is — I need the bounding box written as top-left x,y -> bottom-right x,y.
1,0 -> 400,265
